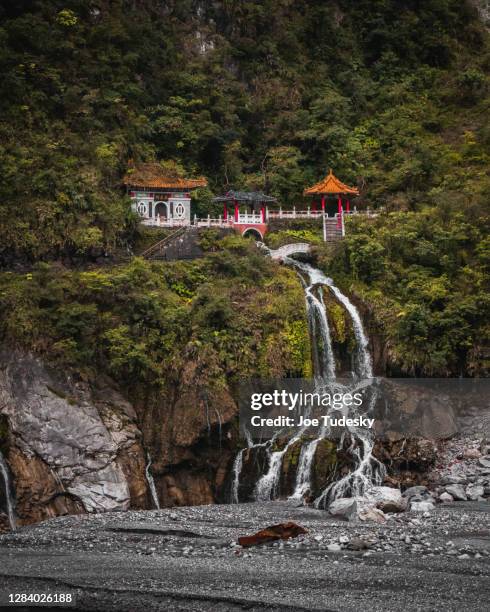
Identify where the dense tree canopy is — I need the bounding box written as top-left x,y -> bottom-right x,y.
0,1 -> 488,376
0,0 -> 488,260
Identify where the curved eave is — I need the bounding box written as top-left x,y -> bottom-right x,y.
124,178 -> 208,190
303,186 -> 359,196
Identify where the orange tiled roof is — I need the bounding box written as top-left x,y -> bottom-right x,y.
123,162 -> 207,190
304,169 -> 359,196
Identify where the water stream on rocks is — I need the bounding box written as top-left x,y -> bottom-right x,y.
145,453 -> 160,510
0,450 -> 16,531
231,255 -> 385,507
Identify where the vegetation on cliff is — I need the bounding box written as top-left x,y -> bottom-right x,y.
0,236 -> 310,390
0,1 -> 489,376
315,211 -> 489,376
1,1 -> 488,261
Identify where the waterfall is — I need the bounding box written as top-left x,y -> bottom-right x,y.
231,254 -> 383,507
255,261 -> 336,501
290,435 -> 323,500
0,450 -> 16,531
214,408 -> 222,450
289,261 -> 382,505
328,284 -> 372,379
145,453 -> 160,510
231,448 -> 245,504
254,431 -> 304,501
306,288 -> 336,380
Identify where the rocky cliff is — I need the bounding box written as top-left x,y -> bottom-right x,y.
0,349 -> 242,529
0,350 -> 149,526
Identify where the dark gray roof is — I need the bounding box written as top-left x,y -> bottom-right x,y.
212,190 -> 277,203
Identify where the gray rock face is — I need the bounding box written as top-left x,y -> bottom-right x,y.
367,486 -> 406,513
328,498 -> 358,520
439,492 -> 454,503
479,456 -> 490,469
466,484 -> 484,501
445,484 -> 467,501
0,350 -> 145,516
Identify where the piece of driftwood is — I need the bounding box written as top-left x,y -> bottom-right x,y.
238,521 -> 308,548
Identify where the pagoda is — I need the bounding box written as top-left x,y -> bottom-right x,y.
304,169 -> 359,217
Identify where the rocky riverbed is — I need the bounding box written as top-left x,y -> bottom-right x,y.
0,501 -> 489,611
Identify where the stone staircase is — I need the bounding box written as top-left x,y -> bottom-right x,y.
324,218 -> 343,241
141,227 -> 196,261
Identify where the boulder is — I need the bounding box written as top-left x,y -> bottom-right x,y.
463,448 -> 481,459
441,475 -> 466,485
445,484 -> 467,501
478,457 -> 490,469
328,498 -> 358,521
410,500 -> 435,512
366,486 -> 406,513
403,485 -> 428,499
466,484 -> 484,501
439,492 -> 454,503
358,506 -> 387,523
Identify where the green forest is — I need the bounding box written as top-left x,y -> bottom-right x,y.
0,0 -> 489,379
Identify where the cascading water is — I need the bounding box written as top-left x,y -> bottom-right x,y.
231,251 -> 384,506
328,284 -> 372,379
231,449 -> 245,504
290,434 -> 323,500
0,450 -> 16,531
253,263 -> 336,501
145,453 -> 160,510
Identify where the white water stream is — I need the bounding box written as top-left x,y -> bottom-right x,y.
231,252 -> 384,506
0,450 -> 16,531
145,453 -> 160,510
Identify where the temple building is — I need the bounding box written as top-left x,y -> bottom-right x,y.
212,190 -> 277,223
123,162 -> 207,225
212,190 -> 277,240
304,169 -> 359,217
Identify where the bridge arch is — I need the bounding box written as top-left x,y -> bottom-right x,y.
268,242 -> 311,260
242,227 -> 263,241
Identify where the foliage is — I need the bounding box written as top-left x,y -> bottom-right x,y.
0,241 -> 309,385
0,1 -> 489,378
316,210 -> 490,375
0,1 -> 488,263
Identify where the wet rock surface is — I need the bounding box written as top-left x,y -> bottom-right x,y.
0,501 -> 488,611
0,351 -> 149,524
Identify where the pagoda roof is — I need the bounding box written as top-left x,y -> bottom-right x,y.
213,190 -> 277,203
304,169 -> 359,196
123,162 -> 207,190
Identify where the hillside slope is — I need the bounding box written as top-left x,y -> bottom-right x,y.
0,0 -> 488,261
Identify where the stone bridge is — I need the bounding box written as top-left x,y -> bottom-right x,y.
267,242 -> 312,260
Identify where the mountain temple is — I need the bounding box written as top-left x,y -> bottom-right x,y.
124,162 -> 207,226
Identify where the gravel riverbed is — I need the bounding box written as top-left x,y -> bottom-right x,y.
0,501 -> 489,611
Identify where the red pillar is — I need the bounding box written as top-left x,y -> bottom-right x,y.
346,199 -> 350,213
261,204 -> 265,223
223,203 -> 228,220
234,200 -> 239,222
321,195 -> 325,212
337,196 -> 343,228
312,200 -> 317,212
